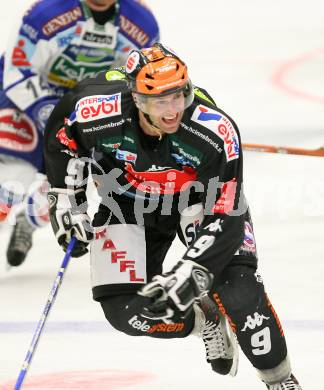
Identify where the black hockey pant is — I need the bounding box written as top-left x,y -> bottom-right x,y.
100,264 -> 287,371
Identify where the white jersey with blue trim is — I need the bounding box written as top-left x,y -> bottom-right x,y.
0,0 -> 159,169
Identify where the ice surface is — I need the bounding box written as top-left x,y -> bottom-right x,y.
0,1 -> 323,388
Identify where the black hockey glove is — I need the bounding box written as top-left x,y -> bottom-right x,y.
47,188 -> 93,257
138,260 -> 213,321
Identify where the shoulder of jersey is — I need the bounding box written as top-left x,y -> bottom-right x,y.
182,86 -> 241,162
72,68 -> 127,91
119,0 -> 159,45
120,0 -> 158,21
68,68 -> 133,120
23,0 -> 82,40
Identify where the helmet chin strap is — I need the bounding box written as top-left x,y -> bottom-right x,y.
139,111 -> 163,140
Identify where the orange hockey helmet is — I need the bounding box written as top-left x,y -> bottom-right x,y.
125,43 -> 194,114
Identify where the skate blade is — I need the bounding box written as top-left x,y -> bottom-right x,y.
221,315 -> 239,377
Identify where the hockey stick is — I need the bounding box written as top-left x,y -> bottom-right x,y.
14,236 -> 77,390
242,143 -> 324,157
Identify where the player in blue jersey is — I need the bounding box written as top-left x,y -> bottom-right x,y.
0,0 -> 159,266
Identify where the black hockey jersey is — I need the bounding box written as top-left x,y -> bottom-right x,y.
44,69 -> 256,279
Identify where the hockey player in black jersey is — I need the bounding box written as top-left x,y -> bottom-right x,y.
44,43 -> 303,389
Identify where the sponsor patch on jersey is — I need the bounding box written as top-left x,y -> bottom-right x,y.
64,44 -> 113,62
33,102 -> 56,132
56,126 -> 77,151
0,109 -> 37,152
191,105 -> 240,162
75,93 -> 122,123
171,153 -> 194,168
128,315 -> 185,334
124,163 -> 197,195
115,149 -> 137,163
92,227 -> 146,285
179,122 -> 222,153
119,15 -> 150,47
241,221 -> 256,253
11,39 -> 31,67
42,6 -> 82,36
57,33 -> 74,47
48,52 -> 113,88
210,178 -> 237,214
82,31 -> 113,45
21,23 -> 38,41
171,136 -> 204,167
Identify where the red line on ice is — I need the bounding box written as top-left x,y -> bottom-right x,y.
1,369 -> 156,389
272,46 -> 324,105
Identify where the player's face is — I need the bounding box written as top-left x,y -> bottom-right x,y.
142,92 -> 185,134
85,0 -> 116,11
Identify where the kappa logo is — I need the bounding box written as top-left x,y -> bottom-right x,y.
76,94 -> 121,123
191,105 -> 240,162
241,312 -> 270,331
204,219 -> 223,233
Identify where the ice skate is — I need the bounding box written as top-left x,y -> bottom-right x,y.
265,374 -> 303,390
193,296 -> 239,376
7,212 -> 35,267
